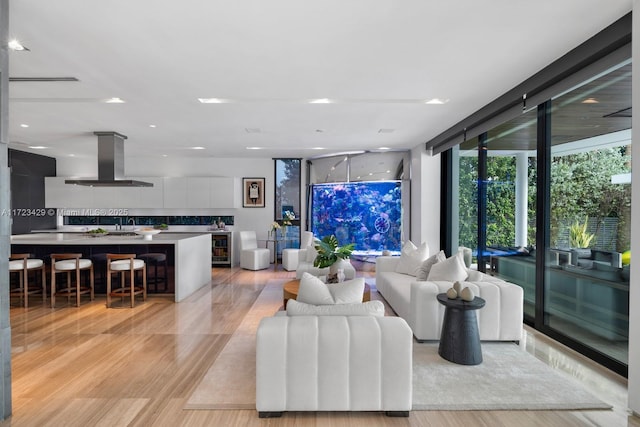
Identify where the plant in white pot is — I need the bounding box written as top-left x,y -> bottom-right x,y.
313,235 -> 355,282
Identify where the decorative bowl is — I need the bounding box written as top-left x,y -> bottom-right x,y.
134,228 -> 161,240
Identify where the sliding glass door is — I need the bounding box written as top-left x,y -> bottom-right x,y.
447,60 -> 631,375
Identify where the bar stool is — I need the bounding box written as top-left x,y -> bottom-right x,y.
106,254 -> 147,308
137,253 -> 168,293
9,253 -> 46,308
51,253 -> 95,307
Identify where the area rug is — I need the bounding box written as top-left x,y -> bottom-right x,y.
185,280 -> 611,411
185,279 -> 284,410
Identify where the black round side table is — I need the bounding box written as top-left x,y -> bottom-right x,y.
436,293 -> 486,365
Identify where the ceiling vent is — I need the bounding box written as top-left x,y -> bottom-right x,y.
65,132 -> 153,187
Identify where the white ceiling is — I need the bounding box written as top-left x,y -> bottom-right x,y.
7,0 -> 632,162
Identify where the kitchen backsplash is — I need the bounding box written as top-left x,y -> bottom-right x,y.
64,215 -> 235,227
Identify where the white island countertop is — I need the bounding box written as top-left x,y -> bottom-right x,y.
11,232 -> 207,245
11,232 -> 212,302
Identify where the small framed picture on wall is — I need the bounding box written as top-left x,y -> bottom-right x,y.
242,177 -> 265,208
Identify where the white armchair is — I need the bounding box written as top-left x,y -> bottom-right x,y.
239,231 -> 270,271
256,315 -> 412,417
282,231 -> 314,271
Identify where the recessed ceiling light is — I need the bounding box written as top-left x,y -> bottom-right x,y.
8,39 -> 29,51
245,128 -> 261,133
190,146 -> 205,150
309,98 -> 332,104
149,124 -> 157,128
105,97 -> 125,103
386,170 -> 391,173
582,97 -> 599,104
162,154 -> 168,157
20,124 -> 29,128
377,147 -> 391,150
198,98 -> 227,104
29,146 -> 47,149
69,154 -> 75,157
311,147 -> 325,150
246,146 -> 263,150
425,98 -> 449,105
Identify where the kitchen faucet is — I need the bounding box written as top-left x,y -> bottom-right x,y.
128,218 -> 136,230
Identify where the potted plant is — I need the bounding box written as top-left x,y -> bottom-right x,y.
569,217 -> 595,248
313,235 -> 355,281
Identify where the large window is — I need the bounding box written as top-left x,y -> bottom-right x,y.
274,158 -> 301,252
447,60 -> 631,375
545,62 -> 631,365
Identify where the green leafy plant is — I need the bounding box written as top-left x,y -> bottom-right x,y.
569,217 -> 595,248
313,235 -> 355,268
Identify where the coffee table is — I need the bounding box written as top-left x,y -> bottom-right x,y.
282,279 -> 371,308
436,293 -> 486,365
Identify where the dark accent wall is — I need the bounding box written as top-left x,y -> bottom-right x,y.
8,149 -> 57,234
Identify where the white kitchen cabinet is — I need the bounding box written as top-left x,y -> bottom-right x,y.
134,177 -> 164,208
210,177 -> 240,208
163,177 -> 188,208
91,186 -> 118,208
186,177 -> 211,208
45,177 -> 94,208
46,176 -> 239,209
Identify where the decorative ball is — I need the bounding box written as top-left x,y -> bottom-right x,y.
453,281 -> 463,294
622,250 -> 631,266
460,287 -> 474,302
446,288 -> 458,299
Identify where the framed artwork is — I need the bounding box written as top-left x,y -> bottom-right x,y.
242,177 -> 265,208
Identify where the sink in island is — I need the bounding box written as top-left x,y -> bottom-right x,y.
11,232 -> 212,302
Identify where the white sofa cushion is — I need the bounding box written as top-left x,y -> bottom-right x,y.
427,251 -> 468,282
286,299 -> 385,316
395,241 -> 429,276
416,250 -> 446,281
297,272 -> 365,305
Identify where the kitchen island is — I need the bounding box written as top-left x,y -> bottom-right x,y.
11,232 -> 212,302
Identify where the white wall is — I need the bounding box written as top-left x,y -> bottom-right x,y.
627,0 -> 639,415
410,146 -> 441,253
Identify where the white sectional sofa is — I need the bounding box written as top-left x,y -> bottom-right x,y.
256,315 -> 412,417
375,255 -> 523,342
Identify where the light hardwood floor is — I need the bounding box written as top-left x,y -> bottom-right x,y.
4,266 -> 639,427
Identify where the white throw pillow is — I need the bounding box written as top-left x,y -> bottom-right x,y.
297,273 -> 334,305
394,241 -> 429,276
467,269 -> 506,283
305,244 -> 318,263
326,277 -> 365,304
296,273 -> 365,305
286,299 -> 385,316
416,250 -> 446,281
427,250 -> 469,282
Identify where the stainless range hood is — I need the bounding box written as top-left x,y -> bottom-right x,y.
65,131 -> 153,187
